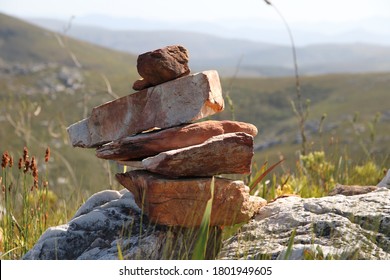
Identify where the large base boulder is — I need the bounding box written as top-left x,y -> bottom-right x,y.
219,188 -> 390,260
23,189 -> 221,260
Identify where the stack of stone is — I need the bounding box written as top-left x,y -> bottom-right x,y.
67,45 -> 267,227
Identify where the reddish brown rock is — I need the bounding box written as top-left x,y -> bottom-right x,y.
96,120 -> 258,161
132,78 -> 153,91
142,132 -> 254,177
67,70 -> 224,148
115,170 -> 267,227
133,45 -> 190,90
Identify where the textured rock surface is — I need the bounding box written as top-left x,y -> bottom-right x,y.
142,132 -> 254,177
116,170 -> 266,227
219,188 -> 390,260
23,189 -> 221,260
133,45 -> 190,90
67,70 -> 224,148
96,120 -> 258,161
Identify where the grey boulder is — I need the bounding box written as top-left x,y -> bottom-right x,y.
219,187 -> 390,260
23,189 -> 220,260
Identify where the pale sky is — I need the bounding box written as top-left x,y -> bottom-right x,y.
1,0 -> 389,23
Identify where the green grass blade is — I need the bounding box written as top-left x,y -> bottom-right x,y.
283,228 -> 296,260
191,177 -> 215,260
117,241 -> 124,260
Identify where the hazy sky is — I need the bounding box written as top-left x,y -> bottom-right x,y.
1,0 -> 389,23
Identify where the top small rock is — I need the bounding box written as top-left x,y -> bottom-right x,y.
133,45 -> 190,90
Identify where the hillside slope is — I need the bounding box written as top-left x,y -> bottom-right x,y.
0,13 -> 138,93
0,13 -> 139,205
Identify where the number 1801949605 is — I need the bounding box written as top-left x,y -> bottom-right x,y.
212,266 -> 272,276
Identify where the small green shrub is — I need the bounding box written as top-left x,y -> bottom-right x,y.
349,161 -> 383,186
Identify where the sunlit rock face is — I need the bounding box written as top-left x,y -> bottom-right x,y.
219,187 -> 390,260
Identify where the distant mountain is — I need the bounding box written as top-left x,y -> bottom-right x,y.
27,14 -> 390,46
26,17 -> 390,77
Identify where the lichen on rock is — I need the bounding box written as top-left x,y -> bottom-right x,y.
218,188 -> 390,260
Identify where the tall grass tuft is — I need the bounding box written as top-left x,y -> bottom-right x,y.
0,146 -> 60,259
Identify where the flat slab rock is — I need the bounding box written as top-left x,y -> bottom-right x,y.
116,170 -> 266,227
328,184 -> 378,196
96,120 -> 258,161
67,70 -> 224,148
142,132 -> 254,177
133,45 -> 190,90
219,188 -> 390,260
328,170 -> 389,196
23,189 -> 221,260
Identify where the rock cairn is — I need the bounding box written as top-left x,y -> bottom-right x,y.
67,45 -> 266,227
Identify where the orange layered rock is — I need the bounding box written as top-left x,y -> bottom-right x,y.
96,120 -> 258,161
142,132 -> 254,177
116,170 -> 267,227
